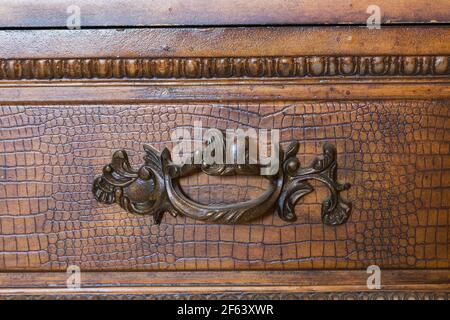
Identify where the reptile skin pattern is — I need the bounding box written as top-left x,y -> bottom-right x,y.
0,100 -> 449,270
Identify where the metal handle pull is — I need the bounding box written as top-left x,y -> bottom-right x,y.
92,141 -> 351,225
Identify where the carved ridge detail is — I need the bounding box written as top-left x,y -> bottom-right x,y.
1,291 -> 448,300
0,56 -> 449,80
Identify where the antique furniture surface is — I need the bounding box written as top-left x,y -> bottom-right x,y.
0,0 -> 449,300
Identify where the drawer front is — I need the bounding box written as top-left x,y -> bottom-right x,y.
0,26 -> 449,298
1,100 -> 449,271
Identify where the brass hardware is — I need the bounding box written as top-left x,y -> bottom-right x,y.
92,141 -> 351,225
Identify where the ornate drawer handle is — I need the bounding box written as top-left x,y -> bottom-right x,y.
92,141 -> 351,225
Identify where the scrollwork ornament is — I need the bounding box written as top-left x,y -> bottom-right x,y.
277,142 -> 351,225
93,141 -> 351,225
93,145 -> 170,224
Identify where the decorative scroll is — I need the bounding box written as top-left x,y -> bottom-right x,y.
277,142 -> 351,225
93,141 -> 351,225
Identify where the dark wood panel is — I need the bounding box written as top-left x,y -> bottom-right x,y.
0,0 -> 449,27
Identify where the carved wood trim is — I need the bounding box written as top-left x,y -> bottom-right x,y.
0,56 -> 448,80
0,270 -> 448,299
1,79 -> 449,103
1,270 -> 448,287
1,291 -> 449,300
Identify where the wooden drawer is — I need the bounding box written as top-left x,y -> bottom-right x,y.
0,24 -> 449,299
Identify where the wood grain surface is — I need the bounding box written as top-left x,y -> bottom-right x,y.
1,27 -> 450,59
1,270 -> 448,288
0,269 -> 448,299
0,0 -> 449,27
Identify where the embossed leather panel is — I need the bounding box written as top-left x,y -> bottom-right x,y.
0,100 -> 449,270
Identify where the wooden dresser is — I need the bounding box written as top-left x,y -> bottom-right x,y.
0,0 -> 449,300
